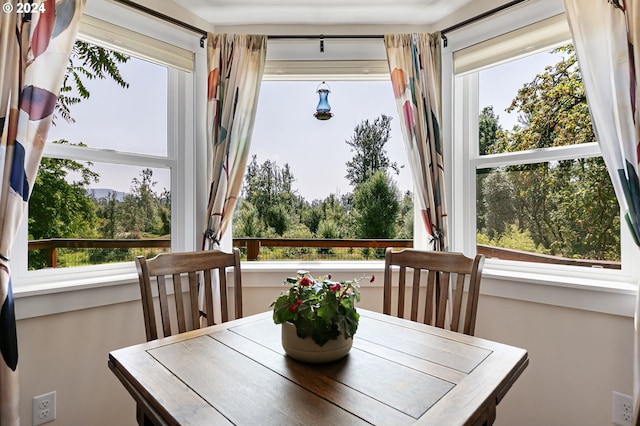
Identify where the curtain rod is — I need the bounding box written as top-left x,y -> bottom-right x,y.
440,0 -> 529,47
111,0 -> 209,47
111,0 -> 529,49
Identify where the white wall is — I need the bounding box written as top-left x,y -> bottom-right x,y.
15,268 -> 633,425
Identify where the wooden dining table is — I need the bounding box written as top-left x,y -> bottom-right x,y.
108,309 -> 528,426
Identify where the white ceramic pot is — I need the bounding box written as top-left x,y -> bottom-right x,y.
281,322 -> 353,363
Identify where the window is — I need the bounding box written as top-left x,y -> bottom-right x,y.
232,39 -> 418,261
15,8 -> 198,279
452,14 -> 621,270
234,79 -> 414,260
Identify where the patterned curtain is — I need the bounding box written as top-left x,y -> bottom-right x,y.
563,0 -> 640,423
384,33 -> 448,251
201,34 -> 265,324
0,1 -> 86,423
203,34 -> 266,250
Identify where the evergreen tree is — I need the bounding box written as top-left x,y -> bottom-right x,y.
120,169 -> 162,237
345,114 -> 399,186
352,170 -> 400,239
478,106 -> 502,156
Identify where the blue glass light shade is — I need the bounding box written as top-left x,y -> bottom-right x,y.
314,82 -> 333,120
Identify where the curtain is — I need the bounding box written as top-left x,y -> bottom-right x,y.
202,34 -> 266,323
0,1 -> 86,423
563,0 -> 640,423
384,33 -> 448,252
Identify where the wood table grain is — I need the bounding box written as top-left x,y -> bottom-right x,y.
108,309 -> 528,426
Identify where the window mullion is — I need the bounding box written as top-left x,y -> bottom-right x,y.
473,142 -> 602,169
43,143 -> 173,169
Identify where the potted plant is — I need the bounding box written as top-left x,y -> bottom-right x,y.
271,270 -> 366,362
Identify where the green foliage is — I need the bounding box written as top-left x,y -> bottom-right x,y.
27,43 -> 176,269
395,190 -> 414,239
302,204 -> 323,234
481,45 -> 620,261
353,170 -> 400,239
478,106 -> 502,155
233,200 -> 264,237
480,170 -> 515,239
28,141 -> 100,269
234,112 -> 412,249
57,41 -> 130,123
119,169 -> 164,237
282,224 -> 314,258
28,143 -> 100,241
271,271 -> 361,346
265,204 -> 290,235
478,225 -> 548,253
345,114 -> 400,186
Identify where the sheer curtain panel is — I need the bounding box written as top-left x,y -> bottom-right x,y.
385,33 -> 448,251
0,1 -> 86,423
201,34 -> 266,324
563,0 -> 640,423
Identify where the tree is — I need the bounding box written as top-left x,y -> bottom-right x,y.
29,143 -> 100,241
395,190 -> 414,239
28,43 -> 132,268
239,155 -> 302,236
345,114 -> 400,186
120,169 -> 163,237
28,141 -> 101,269
484,45 -> 620,260
233,200 -> 264,237
478,106 -> 502,156
94,190 -> 120,239
56,41 -> 130,123
477,106 -> 503,232
480,170 -> 516,239
352,170 -> 400,239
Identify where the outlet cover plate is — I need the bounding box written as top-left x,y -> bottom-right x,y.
32,391 -> 56,426
612,391 -> 633,426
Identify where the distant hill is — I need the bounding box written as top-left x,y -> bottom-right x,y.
87,188 -> 127,201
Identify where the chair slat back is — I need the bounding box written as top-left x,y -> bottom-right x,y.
383,248 -> 485,335
135,249 -> 243,341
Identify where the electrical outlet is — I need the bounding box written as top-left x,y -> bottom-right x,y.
32,391 -> 56,426
612,391 -> 633,426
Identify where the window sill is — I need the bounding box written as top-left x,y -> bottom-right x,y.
13,259 -> 637,320
481,265 -> 637,317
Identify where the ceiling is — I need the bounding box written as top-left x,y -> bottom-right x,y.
168,0 -> 475,26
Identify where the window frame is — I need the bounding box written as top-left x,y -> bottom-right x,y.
443,2 -> 639,285
12,0 -> 203,290
13,0 -> 638,321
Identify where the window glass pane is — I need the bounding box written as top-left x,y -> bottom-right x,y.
476,160 -> 620,269
28,162 -> 170,270
47,44 -> 168,157
478,45 -> 591,155
233,80 -> 414,260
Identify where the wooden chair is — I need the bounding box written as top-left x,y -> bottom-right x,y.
383,248 -> 485,335
135,248 -> 243,342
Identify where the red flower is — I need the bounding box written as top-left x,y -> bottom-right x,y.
299,276 -> 312,287
330,283 -> 341,292
289,299 -> 302,313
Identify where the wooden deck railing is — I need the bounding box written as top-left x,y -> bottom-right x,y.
27,238 -> 620,269
232,238 -> 414,261
28,238 -> 171,268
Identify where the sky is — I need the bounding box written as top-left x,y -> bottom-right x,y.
46,47 -> 567,201
251,80 -> 411,201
